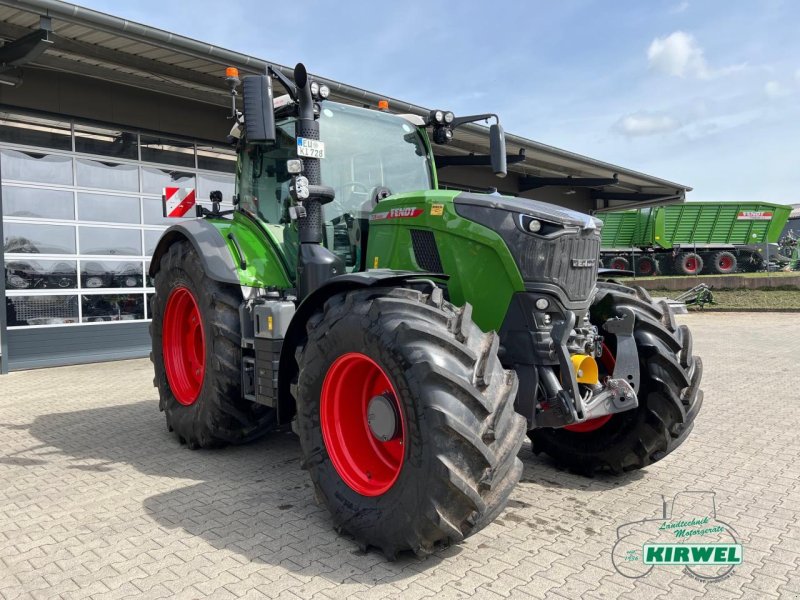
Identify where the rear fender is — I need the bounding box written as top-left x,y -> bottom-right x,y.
149,220 -> 239,285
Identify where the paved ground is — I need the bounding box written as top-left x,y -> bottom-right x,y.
1,312 -> 798,599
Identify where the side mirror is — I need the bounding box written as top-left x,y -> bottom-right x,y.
489,123 -> 507,178
242,75 -> 276,143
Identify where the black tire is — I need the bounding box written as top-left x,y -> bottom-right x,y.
150,240 -> 276,449
738,251 -> 763,272
530,282 -> 703,475
657,255 -> 674,275
295,286 -> 526,558
709,251 -> 737,274
609,255 -> 630,271
674,252 -> 704,276
635,255 -> 658,276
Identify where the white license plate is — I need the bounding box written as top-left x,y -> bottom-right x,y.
297,137 -> 325,159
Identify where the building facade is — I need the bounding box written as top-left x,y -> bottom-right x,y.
0,0 -> 691,373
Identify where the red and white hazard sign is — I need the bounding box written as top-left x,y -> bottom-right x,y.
162,187 -> 196,218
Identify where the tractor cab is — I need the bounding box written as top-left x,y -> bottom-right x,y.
235,102 -> 434,272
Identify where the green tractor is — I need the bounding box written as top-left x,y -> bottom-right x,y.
149,64 -> 703,557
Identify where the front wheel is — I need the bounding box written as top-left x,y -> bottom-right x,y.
530,282 -> 703,474
294,286 -> 526,557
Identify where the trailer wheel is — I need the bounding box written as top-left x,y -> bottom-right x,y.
739,251 -> 764,272
150,240 -> 276,449
530,282 -> 703,475
294,286 -> 525,557
635,256 -> 658,276
609,256 -> 630,271
709,251 -> 737,274
674,252 -> 704,275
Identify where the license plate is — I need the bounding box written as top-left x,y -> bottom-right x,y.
297,137 -> 325,159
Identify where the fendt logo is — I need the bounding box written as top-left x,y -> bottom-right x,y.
571,258 -> 596,268
370,207 -> 424,221
737,211 -> 773,220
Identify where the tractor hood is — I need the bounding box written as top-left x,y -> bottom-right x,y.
454,192 -> 602,231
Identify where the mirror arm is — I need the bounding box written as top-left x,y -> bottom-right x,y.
449,113 -> 499,130
267,64 -> 297,101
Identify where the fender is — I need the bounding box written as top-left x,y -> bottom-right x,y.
149,219 -> 239,285
276,269 -> 448,424
598,268 -> 634,277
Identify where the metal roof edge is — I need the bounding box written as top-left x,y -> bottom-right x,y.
5,0 -> 692,192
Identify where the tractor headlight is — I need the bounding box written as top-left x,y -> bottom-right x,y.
310,81 -> 320,97
319,84 -> 330,99
527,219 -> 542,233
444,111 -> 454,124
293,175 -> 310,200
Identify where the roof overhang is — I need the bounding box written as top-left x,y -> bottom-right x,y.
0,0 -> 692,210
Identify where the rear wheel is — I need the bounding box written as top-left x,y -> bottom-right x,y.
739,251 -> 764,272
609,256 -> 630,271
674,252 -> 704,275
530,283 -> 703,475
635,255 -> 658,276
295,286 -> 526,557
709,251 -> 737,274
150,240 -> 276,448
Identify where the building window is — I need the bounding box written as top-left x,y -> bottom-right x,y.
1,149 -> 73,185
75,124 -> 139,160
1,110 -> 235,329
2,186 -> 75,220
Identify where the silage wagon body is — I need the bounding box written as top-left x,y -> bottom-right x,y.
598,202 -> 792,275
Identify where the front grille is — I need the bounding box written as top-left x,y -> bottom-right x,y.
410,229 -> 444,272
516,230 -> 601,302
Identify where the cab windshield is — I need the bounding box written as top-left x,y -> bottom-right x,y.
236,102 -> 432,269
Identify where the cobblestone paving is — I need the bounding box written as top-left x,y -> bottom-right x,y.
0,313 -> 798,599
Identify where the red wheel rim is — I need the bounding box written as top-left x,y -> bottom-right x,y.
321,352 -> 405,496
162,287 -> 206,406
639,259 -> 653,274
611,259 -> 627,270
564,343 -> 615,433
685,256 -> 698,273
719,256 -> 733,271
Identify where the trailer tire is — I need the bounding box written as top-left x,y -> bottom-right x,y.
739,251 -> 764,272
635,256 -> 658,276
674,252 -> 704,275
150,240 -> 276,449
709,251 -> 737,274
294,286 -> 525,558
530,282 -> 703,475
609,256 -> 630,271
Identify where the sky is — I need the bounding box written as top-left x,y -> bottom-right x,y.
74,0 -> 800,203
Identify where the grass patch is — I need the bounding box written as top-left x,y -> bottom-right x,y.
649,288 -> 800,311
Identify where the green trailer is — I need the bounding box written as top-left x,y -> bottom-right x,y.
599,202 -> 792,275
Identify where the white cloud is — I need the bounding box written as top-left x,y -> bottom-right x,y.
671,1 -> 690,14
614,112 -> 681,137
647,31 -> 709,78
765,80 -> 789,98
